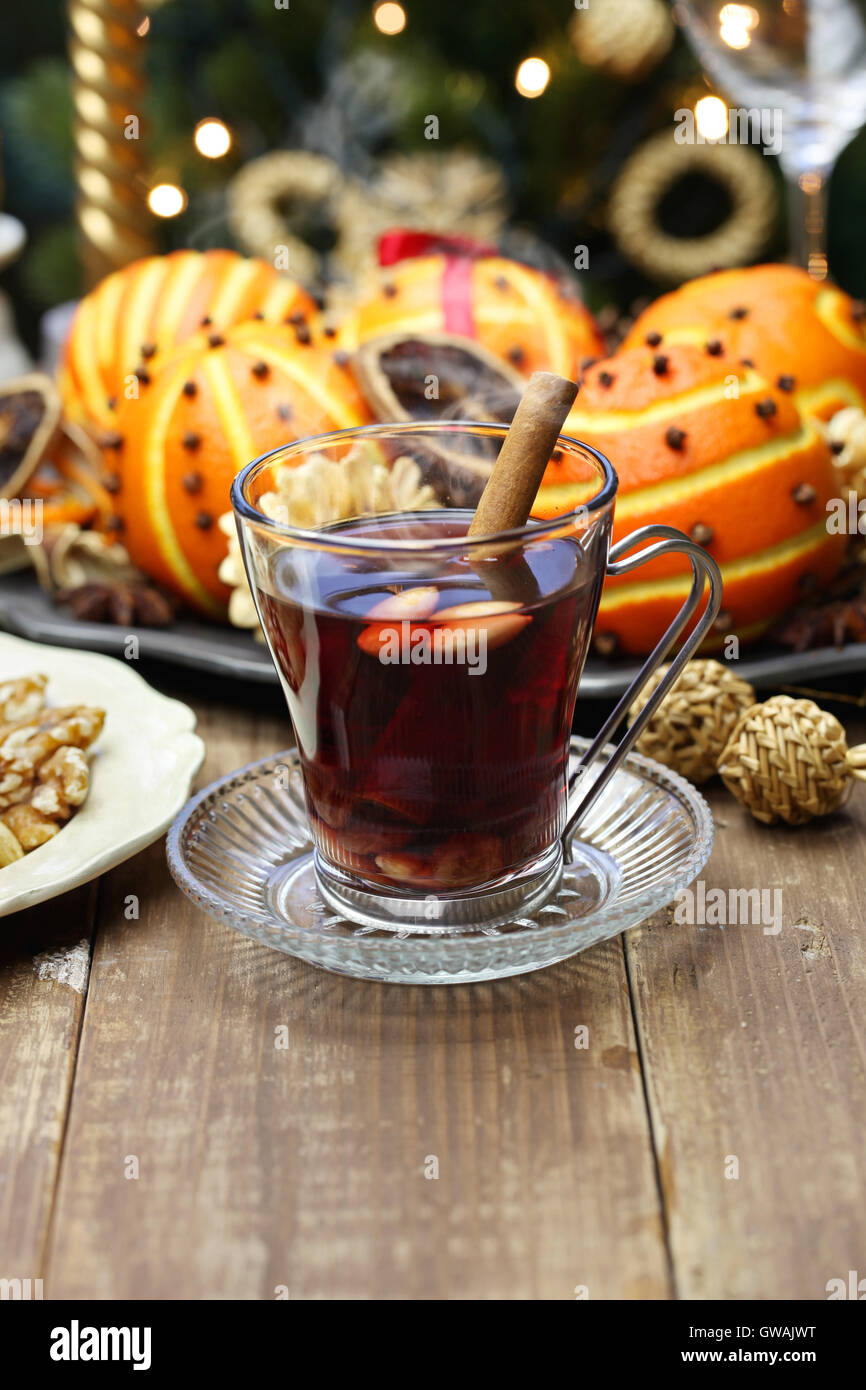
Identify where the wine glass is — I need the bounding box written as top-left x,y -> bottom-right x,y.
673,0 -> 866,277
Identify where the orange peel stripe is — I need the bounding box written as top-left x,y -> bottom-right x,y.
143,360 -> 223,615
565,370 -> 767,433
260,276 -> 304,320
200,354 -> 257,472
69,293 -> 113,428
643,325 -> 706,346
337,317 -> 361,350
121,258 -> 171,376
536,425 -> 823,526
613,425 -> 819,519
474,304 -> 536,326
598,520 -> 832,613
538,426 -> 822,516
391,258 -> 445,291
95,270 -> 126,377
815,287 -> 866,354
534,480 -> 598,512
156,252 -> 207,347
252,344 -> 368,426
56,365 -> 87,425
207,256 -> 261,324
797,378 -> 865,415
494,260 -> 569,373
358,308 -> 445,340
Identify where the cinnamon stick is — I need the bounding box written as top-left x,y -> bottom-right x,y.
467,371 -> 578,537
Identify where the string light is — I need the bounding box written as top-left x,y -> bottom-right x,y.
136,16 -> 150,37
373,2 -> 406,34
695,95 -> 729,141
148,183 -> 187,218
194,118 -> 231,159
719,4 -> 759,49
515,57 -> 550,99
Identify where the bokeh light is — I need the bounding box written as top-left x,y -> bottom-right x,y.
194,118 -> 231,159
148,183 -> 187,218
695,95 -> 729,141
373,3 -> 406,34
719,3 -> 759,49
515,57 -> 551,99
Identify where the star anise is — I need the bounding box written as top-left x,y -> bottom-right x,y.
771,596 -> 866,652
767,541 -> 866,652
56,581 -> 175,628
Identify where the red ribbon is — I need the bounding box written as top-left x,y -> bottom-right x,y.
377,228 -> 498,267
376,229 -> 500,340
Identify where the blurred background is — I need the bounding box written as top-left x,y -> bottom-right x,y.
3,0 -> 866,362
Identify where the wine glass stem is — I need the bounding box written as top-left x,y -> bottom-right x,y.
786,167 -> 830,278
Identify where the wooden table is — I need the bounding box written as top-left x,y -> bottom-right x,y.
2,667 -> 865,1301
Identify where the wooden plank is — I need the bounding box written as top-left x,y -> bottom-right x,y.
44,690 -> 670,1300
627,713 -> 866,1300
0,884 -> 97,1286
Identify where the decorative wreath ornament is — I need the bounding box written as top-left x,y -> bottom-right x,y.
608,132 -> 776,282
227,151 -> 342,284
227,149 -> 509,284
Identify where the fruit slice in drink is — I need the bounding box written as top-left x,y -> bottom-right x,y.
433,600 -> 531,652
357,596 -> 530,659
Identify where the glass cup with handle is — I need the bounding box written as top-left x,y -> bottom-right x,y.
233,421 -> 721,930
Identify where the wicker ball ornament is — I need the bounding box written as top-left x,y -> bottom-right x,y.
570,0 -> 674,82
629,661 -> 866,824
718,695 -> 866,826
628,659 -> 756,784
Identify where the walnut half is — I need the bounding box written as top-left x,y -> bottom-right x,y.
0,681 -> 104,864
0,673 -> 47,729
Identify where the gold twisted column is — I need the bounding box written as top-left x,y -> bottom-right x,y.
69,0 -> 155,288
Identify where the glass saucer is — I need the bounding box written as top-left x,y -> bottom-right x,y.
166,738 -> 713,985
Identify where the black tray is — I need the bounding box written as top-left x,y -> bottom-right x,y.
1,569 -> 864,696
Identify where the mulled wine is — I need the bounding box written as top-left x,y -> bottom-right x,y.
256,510 -> 602,895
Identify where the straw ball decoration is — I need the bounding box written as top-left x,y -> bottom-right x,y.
718,694 -> 866,825
569,0 -> 674,83
335,151 -> 509,279
627,659 -> 756,784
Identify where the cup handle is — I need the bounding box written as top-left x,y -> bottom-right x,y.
563,524 -> 723,850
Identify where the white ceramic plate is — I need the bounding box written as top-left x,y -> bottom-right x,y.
0,632 -> 205,917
